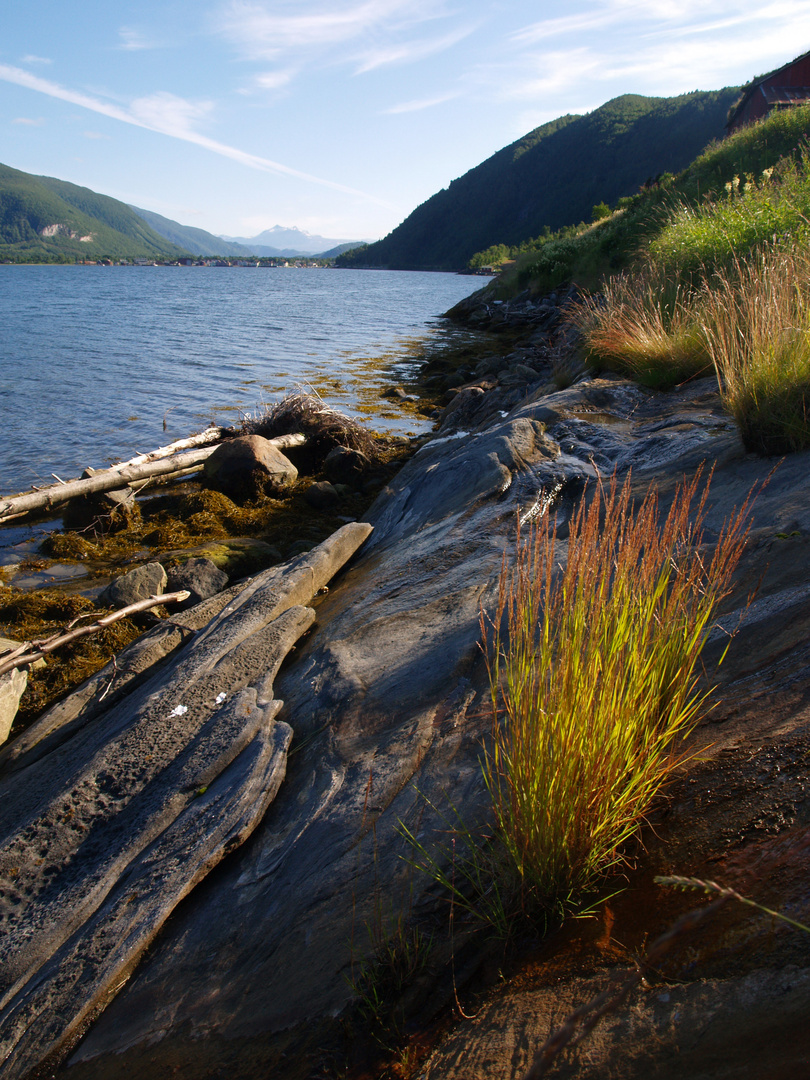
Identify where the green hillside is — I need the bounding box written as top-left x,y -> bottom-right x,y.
0,163 -> 190,262
128,205 -> 256,258
475,102 -> 810,300
338,89 -> 740,272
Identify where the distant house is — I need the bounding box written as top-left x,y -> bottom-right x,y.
727,49 -> 810,132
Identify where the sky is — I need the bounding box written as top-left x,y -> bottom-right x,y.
2,2 -> 810,243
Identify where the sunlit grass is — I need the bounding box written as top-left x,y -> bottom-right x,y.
570,265 -> 710,388
478,469 -> 751,921
701,244 -> 810,454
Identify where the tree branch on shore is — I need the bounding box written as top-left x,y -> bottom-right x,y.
0,592 -> 191,677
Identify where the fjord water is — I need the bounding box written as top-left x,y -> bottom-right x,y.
0,265 -> 486,495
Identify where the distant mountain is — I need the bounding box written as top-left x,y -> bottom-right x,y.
337,89 -> 741,271
0,163 -> 190,262
221,225 -> 368,257
129,206 -> 256,258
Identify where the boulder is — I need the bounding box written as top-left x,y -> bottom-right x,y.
203,435 -> 298,501
166,558 -> 229,610
162,538 -> 282,579
98,562 -> 167,609
323,445 -> 371,486
304,480 -> 340,510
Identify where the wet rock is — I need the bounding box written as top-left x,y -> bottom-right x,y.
498,363 -> 541,386
166,558 -> 229,610
98,561 -> 167,609
304,480 -> 340,510
203,435 -> 298,501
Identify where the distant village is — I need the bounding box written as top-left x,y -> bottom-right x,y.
77,257 -> 337,268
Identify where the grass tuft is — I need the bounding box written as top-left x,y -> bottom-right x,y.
478,469 -> 752,922
569,266 -> 711,388
701,244 -> 810,454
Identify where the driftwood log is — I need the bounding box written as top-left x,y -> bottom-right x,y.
0,433 -> 307,522
0,521 -> 373,1079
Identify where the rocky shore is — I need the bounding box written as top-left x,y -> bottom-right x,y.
1,287 -> 809,1079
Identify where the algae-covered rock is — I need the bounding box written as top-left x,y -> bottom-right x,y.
163,538 -> 282,579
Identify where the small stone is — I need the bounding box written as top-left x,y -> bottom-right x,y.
323,446 -> 371,487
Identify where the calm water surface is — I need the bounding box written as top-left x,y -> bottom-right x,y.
0,265 -> 487,495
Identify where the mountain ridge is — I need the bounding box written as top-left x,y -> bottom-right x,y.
337,88 -> 742,271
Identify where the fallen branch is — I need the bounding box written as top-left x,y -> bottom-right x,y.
0,592 -> 191,677
0,433 -> 307,522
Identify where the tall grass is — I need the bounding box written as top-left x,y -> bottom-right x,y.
570,264 -> 710,388
701,244 -> 810,454
479,470 -> 751,920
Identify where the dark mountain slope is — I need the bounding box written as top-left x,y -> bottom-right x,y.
338,88 -> 740,271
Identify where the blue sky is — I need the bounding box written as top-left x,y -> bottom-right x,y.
2,1 -> 810,241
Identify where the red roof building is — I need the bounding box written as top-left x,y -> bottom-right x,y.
727,50 -> 810,132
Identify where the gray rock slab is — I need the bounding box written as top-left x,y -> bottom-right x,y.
0,522 -> 372,1078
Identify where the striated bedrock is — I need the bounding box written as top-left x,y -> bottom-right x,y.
3,371 -> 810,1079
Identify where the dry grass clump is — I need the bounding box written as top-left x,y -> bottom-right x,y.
242,391 -> 378,459
570,266 -> 711,389
701,245 -> 810,454
479,469 -> 751,922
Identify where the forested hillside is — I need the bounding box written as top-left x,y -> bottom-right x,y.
0,163 -> 190,262
128,206 -> 256,258
338,88 -> 740,271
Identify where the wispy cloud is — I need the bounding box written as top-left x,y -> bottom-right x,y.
83,130 -> 110,140
254,70 -> 295,90
384,90 -> 461,114
12,116 -> 46,126
480,0 -> 810,116
214,0 -> 459,71
0,63 -> 393,205
353,23 -> 478,74
20,55 -> 52,65
118,26 -> 163,51
216,0 -> 418,58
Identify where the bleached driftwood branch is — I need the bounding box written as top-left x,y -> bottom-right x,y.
0,591 -> 191,677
